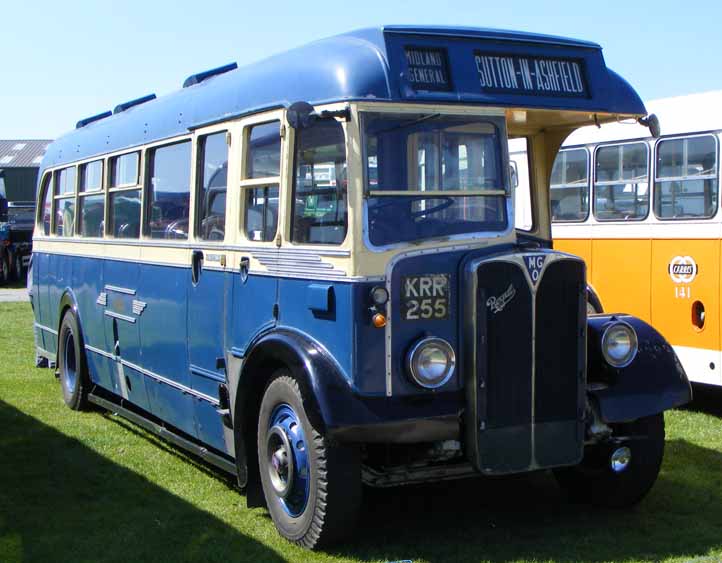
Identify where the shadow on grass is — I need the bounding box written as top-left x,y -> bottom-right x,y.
329,438 -> 722,563
688,383 -> 722,418
0,400 -> 284,563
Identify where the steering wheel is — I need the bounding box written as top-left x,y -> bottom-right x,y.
410,197 -> 454,220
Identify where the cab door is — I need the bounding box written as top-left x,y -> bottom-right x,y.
188,130 -> 232,453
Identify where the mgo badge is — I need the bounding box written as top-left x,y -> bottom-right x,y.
524,254 -> 547,285
401,274 -> 450,320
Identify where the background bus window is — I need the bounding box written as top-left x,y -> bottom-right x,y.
509,137 -> 532,231
594,143 -> 648,221
110,190 -> 140,238
197,132 -> 228,241
110,152 -> 139,187
291,120 -> 347,245
147,141 -> 191,239
242,121 -> 281,242
550,148 -> 588,222
54,166 -> 76,236
654,135 -> 718,219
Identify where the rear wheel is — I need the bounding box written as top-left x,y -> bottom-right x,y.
554,413 -> 665,507
57,310 -> 90,410
13,253 -> 24,282
0,255 -> 9,285
257,372 -> 361,548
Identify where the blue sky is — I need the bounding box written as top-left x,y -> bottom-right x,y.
2,0 -> 720,139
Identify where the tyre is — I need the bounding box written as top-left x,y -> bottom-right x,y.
554,413 -> 665,507
0,255 -> 8,285
13,253 -> 24,283
57,310 -> 90,411
257,372 -> 361,548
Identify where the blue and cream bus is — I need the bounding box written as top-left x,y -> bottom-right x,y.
31,26 -> 691,548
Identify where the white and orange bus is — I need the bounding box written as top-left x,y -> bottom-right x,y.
536,91 -> 722,386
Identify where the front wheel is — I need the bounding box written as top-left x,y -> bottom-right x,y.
57,310 -> 90,410
257,372 -> 361,548
554,413 -> 665,507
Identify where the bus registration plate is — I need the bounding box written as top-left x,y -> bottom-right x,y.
401,274 -> 450,320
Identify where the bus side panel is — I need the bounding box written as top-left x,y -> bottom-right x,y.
45,252 -> 64,355
137,258 -> 197,438
276,279 -> 353,383
72,256 -> 112,389
102,257 -> 152,412
651,238 -> 721,385
231,273 -> 278,356
553,238 -> 592,279
590,238 -> 652,323
34,252 -> 54,354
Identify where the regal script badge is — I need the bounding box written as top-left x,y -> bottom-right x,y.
486,284 -> 516,314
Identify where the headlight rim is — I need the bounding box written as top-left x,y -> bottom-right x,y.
601,320 -> 638,368
406,336 -> 456,389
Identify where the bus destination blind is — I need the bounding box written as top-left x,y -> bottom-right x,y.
474,52 -> 588,98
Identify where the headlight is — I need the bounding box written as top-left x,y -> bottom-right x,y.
407,337 -> 455,389
601,321 -> 638,368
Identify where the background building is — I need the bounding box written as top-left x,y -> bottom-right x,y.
0,140 -> 51,202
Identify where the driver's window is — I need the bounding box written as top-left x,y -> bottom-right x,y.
291,119 -> 347,245
146,141 -> 191,239
197,132 -> 228,241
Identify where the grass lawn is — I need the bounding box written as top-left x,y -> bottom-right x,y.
2,301 -> 722,563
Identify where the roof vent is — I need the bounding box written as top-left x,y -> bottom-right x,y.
183,62 -> 237,88
76,111 -> 112,129
113,94 -> 157,114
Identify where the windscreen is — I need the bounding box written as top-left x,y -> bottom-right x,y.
363,113 -> 507,246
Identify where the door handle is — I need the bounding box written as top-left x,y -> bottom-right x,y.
240,256 -> 250,283
191,250 -> 204,285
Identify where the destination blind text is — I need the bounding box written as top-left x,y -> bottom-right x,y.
404,47 -> 451,91
474,52 -> 586,97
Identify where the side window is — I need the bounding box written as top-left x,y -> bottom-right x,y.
146,141 -> 191,239
78,160 -> 105,237
291,119 -> 347,245
654,135 -> 718,219
38,173 -> 52,236
109,152 -> 141,238
242,121 -> 280,242
54,166 -> 76,236
509,137 -> 533,231
197,132 -> 228,241
551,148 -> 589,222
594,142 -> 649,221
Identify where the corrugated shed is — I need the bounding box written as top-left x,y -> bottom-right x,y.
0,139 -> 52,168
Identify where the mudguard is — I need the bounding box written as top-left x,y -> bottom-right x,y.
586,314 -> 692,423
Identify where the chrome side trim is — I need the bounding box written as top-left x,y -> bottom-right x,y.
104,310 -> 136,324
34,322 -> 57,336
131,300 -> 147,316
32,235 -> 351,257
122,358 -> 220,406
252,249 -> 347,278
84,345 -> 220,406
96,292 -> 108,306
105,284 -> 136,295
85,343 -> 114,360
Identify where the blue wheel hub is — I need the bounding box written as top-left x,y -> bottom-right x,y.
62,330 -> 77,394
266,403 -> 310,517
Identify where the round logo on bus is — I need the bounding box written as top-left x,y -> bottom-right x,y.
668,256 -> 698,284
